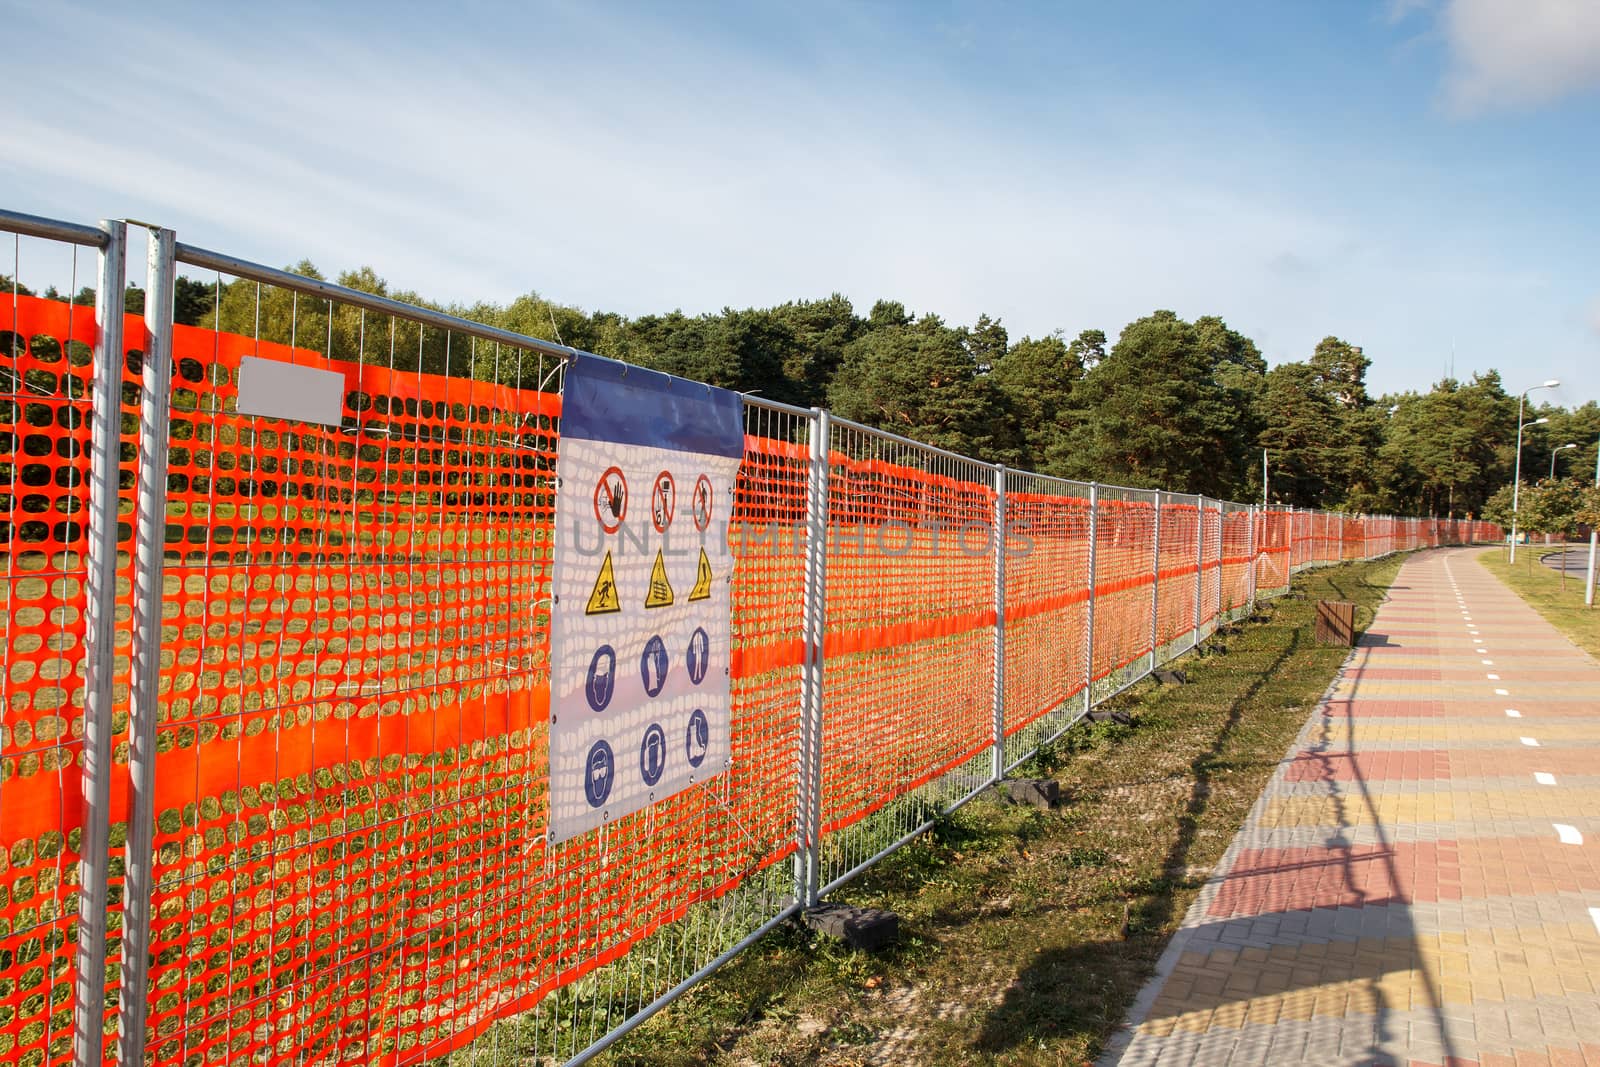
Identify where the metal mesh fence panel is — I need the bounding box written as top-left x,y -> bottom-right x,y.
1,244 -> 116,1067
1218,501 -> 1254,624
1090,485 -> 1157,702
0,207 -> 1510,1067
1197,499 -> 1223,641
1154,493 -> 1200,661
813,418 -> 997,896
999,471 -> 1092,770
125,274 -> 565,1066
1257,508 -> 1292,597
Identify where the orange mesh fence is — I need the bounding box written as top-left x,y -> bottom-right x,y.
1155,498 -> 1200,652
1258,509 -> 1291,595
1002,473 -> 1091,747
1,294 -> 102,1067
1199,500 -> 1223,637
140,314 -> 560,1065
0,279 -> 1506,1065
0,293 -> 807,1065
816,424 -> 996,881
1091,489 -> 1156,689
1219,503 -> 1253,620
136,323 -> 808,1066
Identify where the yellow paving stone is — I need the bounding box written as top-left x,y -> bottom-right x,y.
1211,1000 -> 1249,1028
1278,994 -> 1315,1023
1245,998 -> 1281,1025
1469,978 -> 1505,1002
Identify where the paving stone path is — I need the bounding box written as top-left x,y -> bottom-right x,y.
1102,547 -> 1600,1067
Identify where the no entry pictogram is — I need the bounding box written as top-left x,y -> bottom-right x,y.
594,467 -> 627,533
692,474 -> 713,532
651,470 -> 676,532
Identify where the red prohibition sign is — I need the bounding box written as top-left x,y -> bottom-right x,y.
692,474 -> 714,532
594,466 -> 627,533
651,471 -> 676,533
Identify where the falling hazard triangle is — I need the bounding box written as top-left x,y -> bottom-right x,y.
645,548 -> 674,608
688,547 -> 713,602
586,551 -> 621,615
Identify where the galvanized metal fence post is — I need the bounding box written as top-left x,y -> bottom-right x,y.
1193,497 -> 1205,644
74,219 -> 126,1067
991,465 -> 1006,782
1083,483 -> 1098,715
1247,504 -> 1258,614
796,407 -> 831,907
1149,490 -> 1162,672
118,225 -> 177,1067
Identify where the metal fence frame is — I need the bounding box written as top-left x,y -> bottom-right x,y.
0,206 -> 1499,1067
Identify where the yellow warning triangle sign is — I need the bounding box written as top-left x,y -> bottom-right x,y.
586,550 -> 621,615
688,547 -> 714,602
645,548 -> 674,608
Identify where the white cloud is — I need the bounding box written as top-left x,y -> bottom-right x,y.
1439,0 -> 1600,112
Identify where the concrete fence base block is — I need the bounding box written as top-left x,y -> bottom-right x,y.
1085,709 -> 1134,726
803,903 -> 899,951
1153,669 -> 1188,685
996,778 -> 1061,809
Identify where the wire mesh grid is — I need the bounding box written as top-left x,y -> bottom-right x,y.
999,470 -> 1092,771
0,230 -> 107,1067
0,207 -> 1510,1067
1218,501 -> 1254,626
1088,485 -> 1158,704
813,417 -> 997,896
114,263 -> 568,1066
1153,492 -> 1200,663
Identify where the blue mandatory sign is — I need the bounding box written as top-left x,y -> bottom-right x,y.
640,634 -> 669,697
685,708 -> 710,769
686,626 -> 710,686
584,739 -> 615,808
586,644 -> 616,712
640,723 -> 668,787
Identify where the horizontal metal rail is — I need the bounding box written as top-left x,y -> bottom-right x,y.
0,207 -> 109,247
174,240 -> 587,363
829,411 -> 1001,469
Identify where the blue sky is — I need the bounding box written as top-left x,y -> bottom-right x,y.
3,0 -> 1597,403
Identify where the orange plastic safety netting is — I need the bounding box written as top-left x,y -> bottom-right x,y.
1002,473 -> 1091,738
0,289 -> 1507,1066
1219,504 -> 1253,619
0,293 -> 808,1066
0,294 -> 104,1067
816,427 -> 996,864
1091,490 -> 1157,687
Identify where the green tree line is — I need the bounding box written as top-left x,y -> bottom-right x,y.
7,266 -> 1597,518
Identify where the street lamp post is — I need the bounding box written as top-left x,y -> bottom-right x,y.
1509,379 -> 1560,563
1551,443 -> 1577,480
1587,438 -> 1599,608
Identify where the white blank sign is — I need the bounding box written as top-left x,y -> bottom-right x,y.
236,356 -> 345,427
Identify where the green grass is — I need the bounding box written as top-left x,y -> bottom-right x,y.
580,554 -> 1405,1066
1474,544 -> 1600,660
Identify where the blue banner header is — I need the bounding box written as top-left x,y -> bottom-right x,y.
560,353 -> 745,458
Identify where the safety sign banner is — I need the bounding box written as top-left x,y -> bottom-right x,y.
548,354 -> 743,842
